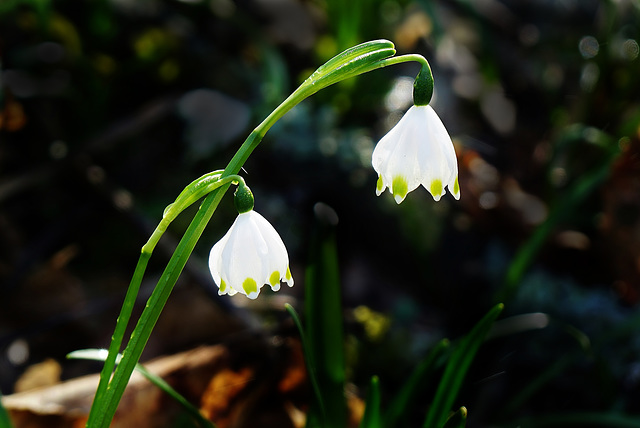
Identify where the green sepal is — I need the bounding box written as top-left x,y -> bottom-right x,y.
413,62 -> 434,106
234,183 -> 254,214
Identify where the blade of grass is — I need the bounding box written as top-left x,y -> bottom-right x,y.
90,253 -> 149,419
443,407 -> 467,428
359,376 -> 382,428
68,349 -> 215,428
384,338 -> 450,427
284,303 -> 326,419
304,205 -> 346,428
422,304 -> 504,428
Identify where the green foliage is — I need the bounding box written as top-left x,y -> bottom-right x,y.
284,303 -> 326,422
443,407 -> 467,428
304,209 -> 347,428
384,339 -> 450,427
423,304 -> 504,428
359,376 -> 382,428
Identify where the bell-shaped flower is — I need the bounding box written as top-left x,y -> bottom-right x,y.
209,210 -> 293,299
372,104 -> 460,203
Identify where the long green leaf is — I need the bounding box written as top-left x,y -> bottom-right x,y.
284,304 -> 326,419
384,338 -> 450,427
359,376 -> 382,428
304,206 -> 346,428
88,182 -> 231,428
422,304 -> 504,428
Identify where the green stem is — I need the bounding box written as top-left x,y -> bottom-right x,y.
92,185 -> 228,427
88,172 -> 245,422
89,252 -> 150,420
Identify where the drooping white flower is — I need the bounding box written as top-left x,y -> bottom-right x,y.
372,104 -> 460,203
209,210 -> 293,299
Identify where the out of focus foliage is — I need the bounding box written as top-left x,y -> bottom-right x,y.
1,0 -> 640,426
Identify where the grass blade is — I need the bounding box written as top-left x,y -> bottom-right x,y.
304,205 -> 346,428
359,376 -> 382,428
284,303 -> 326,419
384,338 -> 450,427
443,407 -> 467,428
422,304 -> 504,428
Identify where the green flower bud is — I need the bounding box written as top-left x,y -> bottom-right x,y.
234,182 -> 254,214
413,62 -> 434,106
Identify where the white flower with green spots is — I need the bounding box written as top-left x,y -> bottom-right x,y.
372,104 -> 460,203
209,210 -> 293,299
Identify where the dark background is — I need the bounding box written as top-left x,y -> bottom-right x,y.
1,0 -> 640,426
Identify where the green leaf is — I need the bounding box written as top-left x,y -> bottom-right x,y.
304,206 -> 347,428
302,40 -> 396,96
384,339 -> 450,427
87,184 -> 230,428
314,39 -> 395,79
443,407 -> 467,428
284,304 -> 326,420
422,304 -> 504,428
359,376 -> 382,428
68,349 -> 216,428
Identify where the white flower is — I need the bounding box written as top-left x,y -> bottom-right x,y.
209,210 -> 293,299
372,104 -> 460,203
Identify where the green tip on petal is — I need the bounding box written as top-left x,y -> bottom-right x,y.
286,266 -> 292,280
453,176 -> 460,196
376,175 -> 384,195
430,179 -> 443,199
269,271 -> 280,286
242,278 -> 258,297
392,176 -> 408,203
219,279 -> 227,294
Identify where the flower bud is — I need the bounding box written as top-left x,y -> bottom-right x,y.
234,182 -> 254,214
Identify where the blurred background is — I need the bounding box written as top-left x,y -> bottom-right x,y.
1,0 -> 640,426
